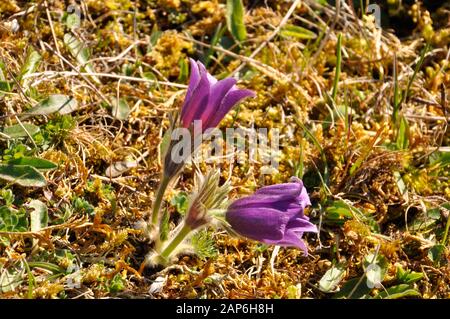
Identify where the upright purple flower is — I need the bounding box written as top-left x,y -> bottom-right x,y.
225,177 -> 317,255
180,59 -> 255,131
162,59 -> 255,180
150,59 -> 254,228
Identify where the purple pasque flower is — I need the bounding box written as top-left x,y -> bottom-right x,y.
180,59 -> 255,131
225,177 -> 317,255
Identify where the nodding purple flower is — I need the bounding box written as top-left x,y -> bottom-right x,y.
225,177 -> 317,255
180,59 -> 255,131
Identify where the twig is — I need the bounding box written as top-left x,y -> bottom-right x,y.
44,0 -> 64,69
22,71 -> 186,88
183,36 -> 310,99
306,0 -> 341,75
105,40 -> 146,63
41,41 -> 111,105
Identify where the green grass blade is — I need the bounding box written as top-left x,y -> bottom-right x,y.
226,0 -> 247,42
331,33 -> 342,102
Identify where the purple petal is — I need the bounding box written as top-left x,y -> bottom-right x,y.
229,194 -> 292,209
226,207 -> 290,242
299,186 -> 311,210
255,180 -> 303,198
270,230 -> 309,255
202,78 -> 237,129
206,88 -> 255,128
287,217 -> 318,233
229,194 -> 301,218
180,59 -> 201,120
206,71 -> 218,85
181,62 -> 211,128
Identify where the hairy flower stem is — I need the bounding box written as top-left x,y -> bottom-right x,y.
159,223 -> 192,262
150,174 -> 170,228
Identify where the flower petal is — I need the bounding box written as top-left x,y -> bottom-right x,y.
299,186 -> 311,210
270,229 -> 309,255
287,217 -> 318,233
180,59 -> 201,120
181,62 -> 211,128
206,71 -> 218,85
202,77 -> 237,129
226,207 -> 290,242
229,194 -> 301,217
206,88 -> 255,128
255,180 -> 303,198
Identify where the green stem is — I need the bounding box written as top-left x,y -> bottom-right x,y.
159,223 -> 192,262
150,174 -> 171,227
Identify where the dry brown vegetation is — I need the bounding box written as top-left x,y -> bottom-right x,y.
0,0 -> 449,299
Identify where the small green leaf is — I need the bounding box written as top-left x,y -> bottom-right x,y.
0,206 -> 29,232
178,58 -> 189,83
141,71 -> 160,90
149,29 -> 162,48
428,244 -> 446,265
430,152 -> 450,168
324,199 -> 380,231
107,274 -> 125,293
333,277 -> 371,299
396,265 -> 423,284
0,81 -> 12,94
373,284 -> 421,299
280,24 -> 317,40
396,116 -> 409,150
0,189 -> 14,207
63,33 -> 100,84
28,199 -> 48,232
325,200 -> 354,219
27,262 -> 65,274
286,284 -> 301,299
7,157 -> 57,171
0,164 -> 47,187
111,98 -> 130,120
319,263 -> 346,293
170,192 -> 188,215
19,47 -> 41,88
2,124 -> 40,139
27,95 -> 78,116
226,0 -> 247,42
64,13 -> 81,29
72,197 -> 95,216
408,208 -> 441,232
0,265 -> 25,293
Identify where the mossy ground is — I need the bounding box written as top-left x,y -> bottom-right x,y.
0,0 -> 449,298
